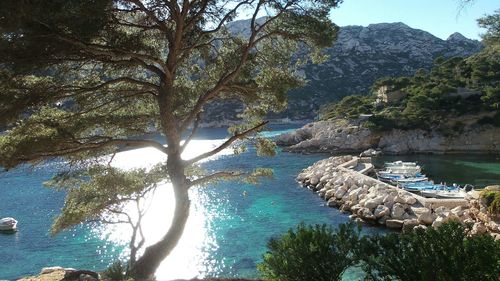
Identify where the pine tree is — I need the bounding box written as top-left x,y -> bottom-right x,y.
0,1 -> 341,279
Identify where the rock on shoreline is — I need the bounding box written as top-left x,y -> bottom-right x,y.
277,119 -> 500,154
17,267 -> 99,281
297,155 -> 500,236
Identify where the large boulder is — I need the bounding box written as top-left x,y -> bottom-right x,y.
402,219 -> 420,233
374,205 -> 390,219
432,216 -> 446,228
472,222 -> 488,235
335,188 -> 347,199
418,211 -> 435,225
348,187 -> 363,202
386,219 -> 404,229
325,189 -> 336,200
434,206 -> 449,216
451,206 -> 465,217
364,196 -> 384,210
403,195 -> 417,205
358,207 -> 376,221
310,175 -> 320,185
391,203 -> 406,219
327,198 -> 341,207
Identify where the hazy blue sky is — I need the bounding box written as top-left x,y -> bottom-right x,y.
329,0 -> 499,40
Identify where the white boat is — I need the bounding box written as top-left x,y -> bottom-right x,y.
392,176 -> 429,184
0,217 -> 18,232
384,161 -> 418,168
378,169 -> 421,177
419,189 -> 466,199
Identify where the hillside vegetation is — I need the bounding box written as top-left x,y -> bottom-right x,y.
320,12 -> 500,133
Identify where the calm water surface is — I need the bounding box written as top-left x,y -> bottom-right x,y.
1,125 -> 499,280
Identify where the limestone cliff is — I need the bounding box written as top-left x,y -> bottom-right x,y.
276,119 -> 500,154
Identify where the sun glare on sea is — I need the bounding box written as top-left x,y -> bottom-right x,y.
94,138 -> 234,279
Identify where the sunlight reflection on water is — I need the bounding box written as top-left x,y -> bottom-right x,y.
96,138 -> 233,280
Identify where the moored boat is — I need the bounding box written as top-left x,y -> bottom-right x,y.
392,176 -> 429,184
0,217 -> 18,232
377,171 -> 428,184
384,161 -> 418,167
419,189 -> 466,199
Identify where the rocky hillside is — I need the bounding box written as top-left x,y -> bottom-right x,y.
203,20 -> 483,125
276,119 -> 500,154
299,23 -> 482,98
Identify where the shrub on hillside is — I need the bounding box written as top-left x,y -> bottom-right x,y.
257,223 -> 361,281
481,190 -> 500,215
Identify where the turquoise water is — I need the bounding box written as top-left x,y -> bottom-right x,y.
1,125 -> 499,280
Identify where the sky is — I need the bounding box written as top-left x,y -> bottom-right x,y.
329,0 -> 499,40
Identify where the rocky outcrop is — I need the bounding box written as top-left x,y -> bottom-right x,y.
297,155 -> 500,237
277,119 -> 500,154
18,267 -> 100,281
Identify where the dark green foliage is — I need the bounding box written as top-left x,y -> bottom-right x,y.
259,222 -> 500,281
362,221 -> 500,281
481,191 -> 500,215
104,261 -> 127,281
371,77 -> 411,92
477,112 -> 500,127
478,10 -> 500,46
257,223 -> 361,281
319,95 -> 375,120
46,164 -> 168,234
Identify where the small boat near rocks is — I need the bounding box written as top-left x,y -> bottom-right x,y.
419,189 -> 466,199
377,171 -> 427,184
392,176 -> 429,184
0,217 -> 18,233
377,161 -> 422,180
383,161 -> 422,173
384,161 -> 418,167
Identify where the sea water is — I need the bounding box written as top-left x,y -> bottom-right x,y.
1,124 -> 499,280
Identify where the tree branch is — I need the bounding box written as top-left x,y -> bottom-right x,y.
65,77 -> 159,92
184,120 -> 268,165
180,112 -> 201,153
188,171 -> 245,187
16,138 -> 168,164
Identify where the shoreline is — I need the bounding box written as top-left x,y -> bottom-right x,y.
276,119 -> 500,155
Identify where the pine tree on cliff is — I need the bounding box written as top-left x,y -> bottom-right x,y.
0,0 -> 341,279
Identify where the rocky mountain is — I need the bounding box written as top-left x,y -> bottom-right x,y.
204,20 -> 483,124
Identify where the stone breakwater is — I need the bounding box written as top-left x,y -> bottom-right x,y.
297,155 -> 500,237
277,119 -> 500,154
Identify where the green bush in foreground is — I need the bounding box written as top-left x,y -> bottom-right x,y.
259,222 -> 500,281
363,221 -> 500,281
103,261 -> 127,281
257,223 -> 361,281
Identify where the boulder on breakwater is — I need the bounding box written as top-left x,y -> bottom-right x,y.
297,155 -> 500,237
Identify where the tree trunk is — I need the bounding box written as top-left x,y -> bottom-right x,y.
128,156 -> 190,280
